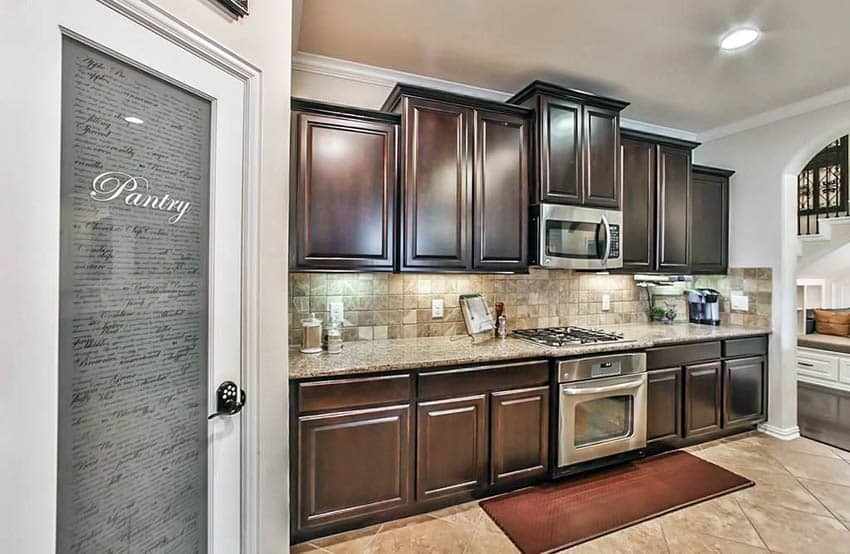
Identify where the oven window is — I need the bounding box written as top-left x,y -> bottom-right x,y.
574,395 -> 633,447
545,220 -> 604,259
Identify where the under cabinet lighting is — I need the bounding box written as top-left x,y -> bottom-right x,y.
720,27 -> 760,51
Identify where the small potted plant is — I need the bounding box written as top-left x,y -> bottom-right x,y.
649,305 -> 665,322
663,302 -> 678,324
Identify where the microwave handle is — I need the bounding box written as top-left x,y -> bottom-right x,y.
601,215 -> 611,265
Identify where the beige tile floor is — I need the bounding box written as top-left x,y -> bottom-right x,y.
292,432 -> 850,553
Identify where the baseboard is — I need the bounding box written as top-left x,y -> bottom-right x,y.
758,423 -> 801,440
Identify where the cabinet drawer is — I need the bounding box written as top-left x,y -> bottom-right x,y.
298,374 -> 413,412
797,350 -> 839,382
418,360 -> 549,400
647,341 -> 721,370
723,336 -> 767,358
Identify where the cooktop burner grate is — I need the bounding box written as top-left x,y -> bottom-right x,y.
511,326 -> 629,347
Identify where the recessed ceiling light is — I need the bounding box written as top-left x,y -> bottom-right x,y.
124,115 -> 144,124
720,27 -> 760,51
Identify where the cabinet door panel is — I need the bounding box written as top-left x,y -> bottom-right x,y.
293,113 -> 396,269
540,97 -> 582,204
474,110 -> 529,271
723,356 -> 766,427
647,367 -> 682,443
490,387 -> 549,487
297,405 -> 412,532
417,395 -> 488,500
690,172 -> 729,274
684,362 -> 722,437
583,106 -> 620,208
621,137 -> 656,271
403,98 -> 472,269
657,145 -> 691,271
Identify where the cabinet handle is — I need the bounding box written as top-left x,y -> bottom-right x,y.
798,362 -> 815,368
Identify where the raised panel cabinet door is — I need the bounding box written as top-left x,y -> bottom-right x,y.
723,356 -> 766,428
646,367 -> 683,443
540,96 -> 582,204
689,172 -> 729,274
490,386 -> 549,487
293,112 -> 396,270
621,137 -> 656,271
416,395 -> 488,501
656,145 -> 691,272
296,405 -> 412,533
403,97 -> 472,269
583,106 -> 621,208
684,361 -> 722,437
473,110 -> 529,271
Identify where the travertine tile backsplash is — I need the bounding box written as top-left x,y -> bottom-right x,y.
288,268 -> 772,345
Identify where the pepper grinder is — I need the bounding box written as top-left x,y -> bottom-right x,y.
494,302 -> 507,339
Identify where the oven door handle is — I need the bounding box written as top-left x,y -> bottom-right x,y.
601,215 -> 611,265
562,378 -> 644,396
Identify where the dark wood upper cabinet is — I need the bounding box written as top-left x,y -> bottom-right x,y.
646,367 -> 683,444
723,356 -> 766,428
584,105 -> 621,208
296,404 -> 412,533
416,395 -> 488,501
290,99 -> 398,271
684,361 -> 722,437
539,97 -> 582,204
474,110 -> 529,271
490,386 -> 549,487
621,136 -> 656,271
509,81 -> 628,209
619,130 -> 701,274
384,84 -> 531,273
657,145 -> 692,272
690,165 -> 733,274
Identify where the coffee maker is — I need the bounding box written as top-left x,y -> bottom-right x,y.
687,288 -> 721,326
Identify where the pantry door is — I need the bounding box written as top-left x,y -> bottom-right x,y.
4,1 -> 252,552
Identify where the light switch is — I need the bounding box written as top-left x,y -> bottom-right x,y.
431,298 -> 444,318
329,301 -> 344,323
602,294 -> 611,312
731,294 -> 749,311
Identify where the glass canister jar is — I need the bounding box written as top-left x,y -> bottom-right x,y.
325,321 -> 343,354
300,313 -> 322,354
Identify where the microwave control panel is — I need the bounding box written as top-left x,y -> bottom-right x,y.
609,224 -> 620,259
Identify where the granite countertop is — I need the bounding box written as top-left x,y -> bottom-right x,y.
288,322 -> 772,380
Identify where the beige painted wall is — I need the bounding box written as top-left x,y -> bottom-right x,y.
293,68 -> 391,108
147,1 -> 292,551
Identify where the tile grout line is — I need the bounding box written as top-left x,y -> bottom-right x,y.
794,477 -> 850,532
656,519 -> 672,554
731,497 -> 771,551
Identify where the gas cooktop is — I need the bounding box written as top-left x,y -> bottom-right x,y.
511,326 -> 631,347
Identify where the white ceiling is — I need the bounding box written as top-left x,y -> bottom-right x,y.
296,0 -> 850,134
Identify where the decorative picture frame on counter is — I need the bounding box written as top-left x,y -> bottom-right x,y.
216,0 -> 248,17
460,294 -> 495,341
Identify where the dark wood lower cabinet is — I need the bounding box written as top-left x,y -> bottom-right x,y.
490,386 -> 549,487
684,361 -> 722,437
646,367 -> 683,443
416,395 -> 488,501
723,356 -> 766,427
296,405 -> 412,533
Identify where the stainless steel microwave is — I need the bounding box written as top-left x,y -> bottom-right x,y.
531,204 -> 623,270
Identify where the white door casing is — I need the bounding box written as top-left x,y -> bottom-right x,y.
0,1 -> 262,552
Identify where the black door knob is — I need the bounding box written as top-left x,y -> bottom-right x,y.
208,380 -> 246,420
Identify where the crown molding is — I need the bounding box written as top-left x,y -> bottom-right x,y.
292,51 -> 700,142
700,84 -> 850,143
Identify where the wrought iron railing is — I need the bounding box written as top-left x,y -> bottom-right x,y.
798,136 -> 849,235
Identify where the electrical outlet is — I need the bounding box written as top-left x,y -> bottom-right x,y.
329,301 -> 344,323
431,298 -> 444,319
601,294 -> 611,312
731,294 -> 749,311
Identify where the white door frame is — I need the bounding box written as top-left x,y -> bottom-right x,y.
0,0 -> 263,551
99,1 -> 264,550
